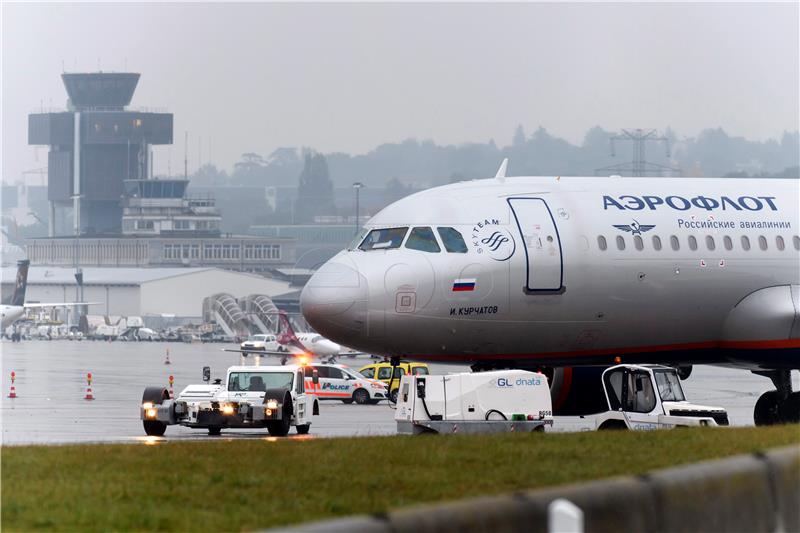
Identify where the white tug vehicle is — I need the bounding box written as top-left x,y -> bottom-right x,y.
141,363 -> 320,437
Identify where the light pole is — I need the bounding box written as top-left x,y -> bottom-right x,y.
352,182 -> 364,235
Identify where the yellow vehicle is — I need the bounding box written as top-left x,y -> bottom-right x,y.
358,361 -> 429,402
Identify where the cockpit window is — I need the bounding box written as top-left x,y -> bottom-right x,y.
358,227 -> 408,251
347,228 -> 369,250
405,227 -> 441,253
437,227 -> 468,253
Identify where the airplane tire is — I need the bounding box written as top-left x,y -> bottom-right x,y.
778,392 -> 800,424
207,426 -> 222,436
754,390 -> 781,426
296,424 -> 310,435
353,389 -> 369,405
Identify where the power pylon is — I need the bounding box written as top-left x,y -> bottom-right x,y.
595,128 -> 681,177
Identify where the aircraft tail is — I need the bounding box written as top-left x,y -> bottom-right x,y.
10,260 -> 29,307
276,311 -> 307,353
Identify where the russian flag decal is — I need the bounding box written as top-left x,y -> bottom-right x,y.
452,278 -> 476,292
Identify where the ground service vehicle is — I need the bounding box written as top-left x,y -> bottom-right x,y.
303,363 -> 388,404
240,334 -> 278,353
395,370 -> 553,434
554,364 -> 729,431
140,364 -> 319,437
359,361 -> 430,402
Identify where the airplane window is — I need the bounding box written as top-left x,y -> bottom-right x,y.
634,235 -> 644,251
406,227 -> 441,253
688,235 -> 698,251
723,236 -> 733,251
776,236 -> 785,251
616,236 -> 625,251
741,236 -> 751,251
358,227 -> 408,251
793,236 -> 800,251
758,236 -> 768,251
347,227 -> 369,250
670,235 -> 680,251
597,236 -> 607,251
706,236 -> 715,251
437,227 -> 468,253
652,235 -> 662,251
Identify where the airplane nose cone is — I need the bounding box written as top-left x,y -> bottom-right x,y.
301,256 -> 368,346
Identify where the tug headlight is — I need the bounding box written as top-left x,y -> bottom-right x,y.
142,402 -> 154,409
266,399 -> 279,409
265,408 -> 273,416
221,403 -> 236,415
145,408 -> 157,419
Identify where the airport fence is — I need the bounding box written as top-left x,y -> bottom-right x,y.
270,445 -> 799,533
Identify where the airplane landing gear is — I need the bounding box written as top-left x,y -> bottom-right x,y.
753,370 -> 799,426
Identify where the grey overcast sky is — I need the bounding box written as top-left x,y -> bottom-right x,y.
2,2 -> 798,184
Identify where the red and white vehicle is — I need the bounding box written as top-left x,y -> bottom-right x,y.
302,363 -> 389,404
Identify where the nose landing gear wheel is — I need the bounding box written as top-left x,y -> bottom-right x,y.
754,390 -> 782,426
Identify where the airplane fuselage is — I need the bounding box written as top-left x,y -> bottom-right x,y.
301,176 -> 800,372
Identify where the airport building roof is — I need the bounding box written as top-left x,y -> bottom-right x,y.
1,266 -> 264,286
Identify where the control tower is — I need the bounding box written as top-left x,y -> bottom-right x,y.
28,73 -> 173,236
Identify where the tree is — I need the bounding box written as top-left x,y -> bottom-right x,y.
294,152 -> 336,223
512,125 -> 527,147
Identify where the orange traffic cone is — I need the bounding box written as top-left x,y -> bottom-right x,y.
164,348 -> 171,365
8,371 -> 17,398
84,372 -> 95,400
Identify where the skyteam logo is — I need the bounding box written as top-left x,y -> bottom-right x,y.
471,218 -> 516,261
613,220 -> 655,236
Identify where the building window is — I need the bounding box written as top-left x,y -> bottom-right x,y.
723,235 -> 733,251
706,236 -> 715,251
652,235 -> 662,251
133,118 -> 142,128
741,236 -> 751,251
174,220 -> 191,230
670,235 -> 680,251
191,244 -> 200,259
688,235 -> 698,251
597,235 -> 607,251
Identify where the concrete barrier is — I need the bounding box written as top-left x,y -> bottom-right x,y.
271,445 -> 799,533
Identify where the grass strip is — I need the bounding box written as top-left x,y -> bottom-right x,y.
2,425 -> 799,532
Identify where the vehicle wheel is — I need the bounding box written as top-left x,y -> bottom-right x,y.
754,390 -> 781,426
296,424 -> 310,435
341,399 -> 354,404
267,397 -> 292,436
208,426 -> 222,436
598,420 -> 628,430
141,386 -> 170,436
313,400 -> 320,415
778,391 -> 800,424
389,389 -> 398,403
143,420 -> 167,436
353,388 -> 369,405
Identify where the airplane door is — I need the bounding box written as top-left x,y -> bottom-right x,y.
507,198 -> 563,292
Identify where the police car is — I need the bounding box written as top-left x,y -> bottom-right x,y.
302,363 -> 388,404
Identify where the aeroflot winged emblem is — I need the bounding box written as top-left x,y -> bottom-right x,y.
613,220 -> 655,236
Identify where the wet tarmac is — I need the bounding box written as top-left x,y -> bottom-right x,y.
1,339 -> 793,445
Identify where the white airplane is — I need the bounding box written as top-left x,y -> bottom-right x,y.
234,312 -> 342,362
1,260 -> 95,332
301,163 -> 800,425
